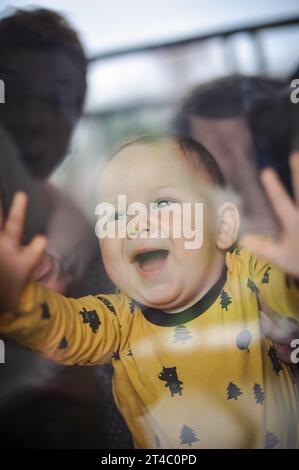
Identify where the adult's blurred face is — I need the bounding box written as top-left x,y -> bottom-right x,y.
0,48 -> 85,179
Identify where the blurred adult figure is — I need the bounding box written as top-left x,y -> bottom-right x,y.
0,8 -> 97,292
172,74 -> 299,238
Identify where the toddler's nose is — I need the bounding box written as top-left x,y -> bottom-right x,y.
127,222 -> 150,239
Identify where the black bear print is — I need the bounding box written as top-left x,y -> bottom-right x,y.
158,366 -> 183,397
80,308 -> 101,333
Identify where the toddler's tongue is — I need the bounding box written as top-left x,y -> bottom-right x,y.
137,250 -> 168,272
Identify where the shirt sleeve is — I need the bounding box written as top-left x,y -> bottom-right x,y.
249,253 -> 299,319
248,251 -> 299,343
0,281 -> 122,365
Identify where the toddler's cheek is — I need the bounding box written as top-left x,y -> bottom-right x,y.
160,211 -> 184,240
100,239 -> 120,270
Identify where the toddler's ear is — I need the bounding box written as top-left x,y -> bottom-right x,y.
216,202 -> 240,250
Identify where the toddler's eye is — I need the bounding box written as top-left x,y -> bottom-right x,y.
156,199 -> 174,209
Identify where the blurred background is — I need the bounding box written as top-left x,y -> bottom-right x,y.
0,0 -> 299,449
1,0 -> 299,215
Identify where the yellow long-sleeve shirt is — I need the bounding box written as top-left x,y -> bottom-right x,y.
1,247 -> 299,448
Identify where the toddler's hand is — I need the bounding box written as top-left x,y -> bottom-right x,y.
241,152 -> 299,279
0,192 -> 47,313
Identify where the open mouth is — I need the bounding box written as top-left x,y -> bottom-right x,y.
133,249 -> 169,274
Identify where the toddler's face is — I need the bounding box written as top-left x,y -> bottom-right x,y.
97,140 -> 222,311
